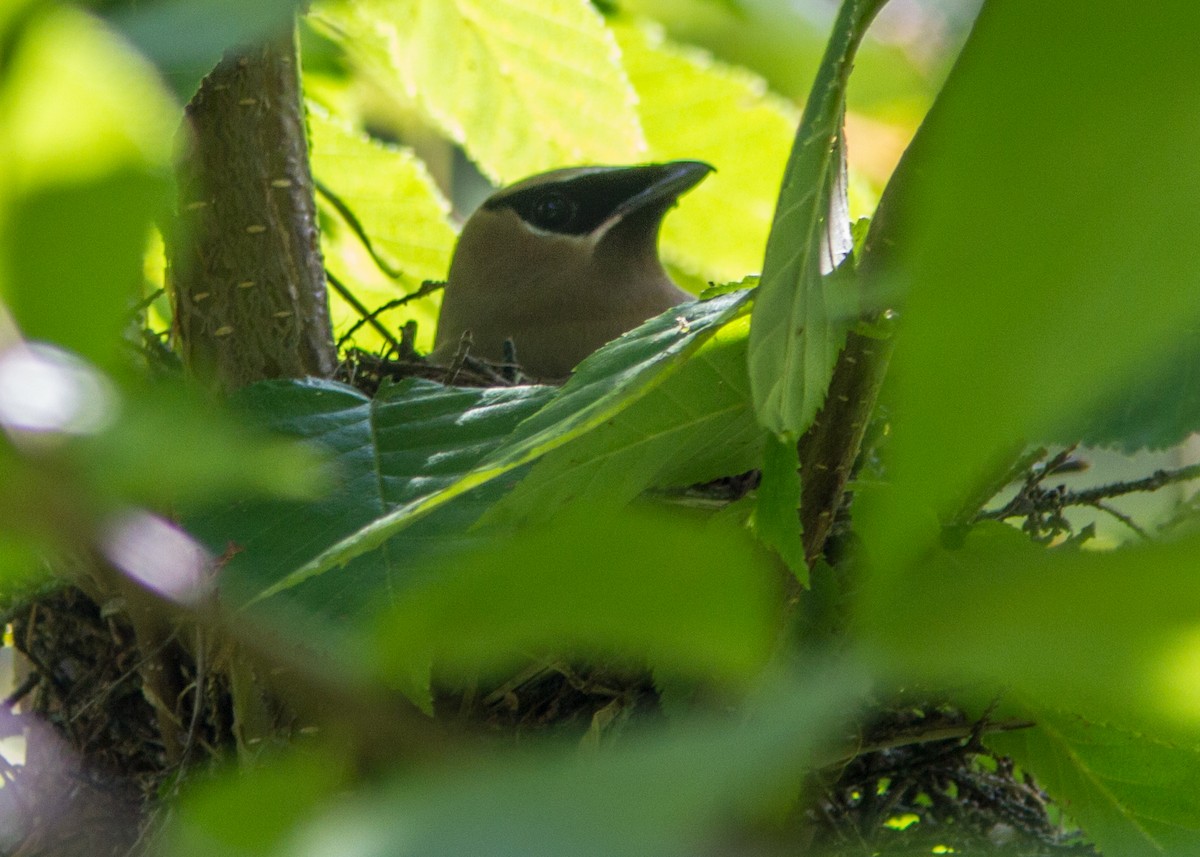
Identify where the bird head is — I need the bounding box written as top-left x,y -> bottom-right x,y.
433,160 -> 713,380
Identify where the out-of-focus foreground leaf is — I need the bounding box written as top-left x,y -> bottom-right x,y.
863,520 -> 1200,732
377,503 -> 780,691
166,661 -> 865,857
856,0 -> 1200,580
0,3 -> 175,370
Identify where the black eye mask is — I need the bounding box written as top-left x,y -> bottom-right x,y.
485,168 -> 677,236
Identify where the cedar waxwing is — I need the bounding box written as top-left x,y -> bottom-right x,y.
432,160 -> 713,379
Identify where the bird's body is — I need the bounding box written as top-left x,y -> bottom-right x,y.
433,161 -> 712,380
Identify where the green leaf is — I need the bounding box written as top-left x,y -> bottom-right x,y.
377,504 -> 780,685
277,290 -> 753,588
752,432 -> 805,584
107,0 -> 305,100
308,105 -> 456,353
484,315 -> 762,525
747,0 -> 885,438
0,4 -> 175,369
856,1 -> 1200,581
313,0 -> 645,183
612,18 -> 798,283
862,520 -> 1200,731
188,378 -> 555,616
271,663 -> 865,857
1064,333 -> 1200,452
168,746 -> 351,857
989,708 -> 1200,857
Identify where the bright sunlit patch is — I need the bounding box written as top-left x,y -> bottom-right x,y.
1153,626 -> 1200,721
884,813 -> 920,831
0,343 -> 116,435
102,511 -> 213,605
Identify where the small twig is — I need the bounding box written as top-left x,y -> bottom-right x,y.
818,717 -> 1035,770
315,178 -> 403,279
980,460 -> 1200,525
335,282 -> 445,351
327,270 -> 403,356
1087,500 -> 1150,540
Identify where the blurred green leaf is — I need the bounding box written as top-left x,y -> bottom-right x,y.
989,708 -> 1200,857
308,105 -> 455,353
0,4 -> 175,369
4,171 -> 168,369
862,521 -> 1200,731
747,0 -> 884,438
1064,332 -> 1200,452
75,383 -> 327,511
169,746 -> 351,857
484,314 -> 762,525
280,291 -> 752,585
378,504 -> 780,686
106,0 -> 304,100
613,18 -> 797,283
272,662 -> 864,857
312,0 -> 645,183
857,1 -> 1200,582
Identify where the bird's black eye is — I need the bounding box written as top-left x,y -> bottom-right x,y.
527,191 -> 577,231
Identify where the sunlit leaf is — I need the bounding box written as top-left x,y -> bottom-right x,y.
613,18 -> 797,283
308,105 -> 456,352
313,0 -> 645,182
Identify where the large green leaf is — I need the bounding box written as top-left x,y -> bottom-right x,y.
276,290 -> 753,587
989,708 -> 1200,857
613,18 -> 797,283
484,315 -> 762,525
187,378 -> 555,618
312,0 -> 645,183
855,1 -> 1200,582
308,106 -> 456,353
746,0 -> 886,439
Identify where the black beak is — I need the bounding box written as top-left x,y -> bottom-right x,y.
609,160 -> 713,222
